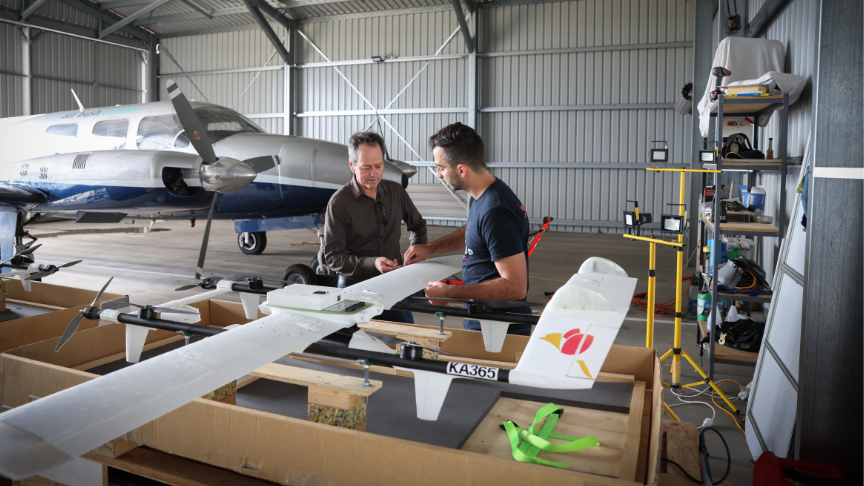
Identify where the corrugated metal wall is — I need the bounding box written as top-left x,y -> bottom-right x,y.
0,9 -> 146,118
159,27 -> 290,135
0,22 -> 27,118
753,0 -> 819,280
478,0 -> 693,232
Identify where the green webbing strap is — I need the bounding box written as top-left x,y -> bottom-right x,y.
502,403 -> 600,469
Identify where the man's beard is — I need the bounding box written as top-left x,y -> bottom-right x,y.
442,173 -> 463,191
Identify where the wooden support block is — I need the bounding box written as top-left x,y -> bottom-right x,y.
308,387 -> 365,410
360,320 -> 453,343
251,363 -> 382,396
90,437 -> 138,459
662,420 -> 700,480
308,401 -> 367,430
617,381 -> 647,481
200,380 -> 236,404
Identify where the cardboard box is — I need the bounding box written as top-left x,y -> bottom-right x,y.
1,298 -> 663,486
739,185 -> 766,212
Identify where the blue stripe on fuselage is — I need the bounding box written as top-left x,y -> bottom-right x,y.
12,180 -> 336,219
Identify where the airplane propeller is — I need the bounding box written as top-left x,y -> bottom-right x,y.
165,80 -> 284,291
407,297 -> 544,309
25,260 -> 82,280
56,276 -> 114,351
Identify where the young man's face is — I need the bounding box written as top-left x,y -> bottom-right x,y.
433,147 -> 464,191
350,143 -> 385,193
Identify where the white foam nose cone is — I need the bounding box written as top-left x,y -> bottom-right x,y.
395,368 -> 456,421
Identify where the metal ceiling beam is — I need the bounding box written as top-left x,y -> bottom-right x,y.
450,0 -> 473,53
747,0 -> 793,38
20,0 -> 49,21
100,0 -> 152,9
251,0 -> 295,26
99,0 -> 170,39
54,0 -> 150,40
135,6 -> 246,26
242,0 -> 290,64
158,22 -> 271,38
0,9 -> 146,49
178,0 -> 213,20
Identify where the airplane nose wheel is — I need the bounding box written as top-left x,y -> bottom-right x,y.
237,232 -> 267,255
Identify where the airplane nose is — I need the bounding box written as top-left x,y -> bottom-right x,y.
199,158 -> 257,194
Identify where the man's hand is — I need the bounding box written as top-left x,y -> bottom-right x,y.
404,244 -> 432,266
374,257 -> 399,274
424,280 -> 453,306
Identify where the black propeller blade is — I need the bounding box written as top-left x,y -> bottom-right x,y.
408,296 -> 543,309
25,260 -> 82,280
56,276 -> 113,351
193,193 -> 219,285
166,80 -> 217,165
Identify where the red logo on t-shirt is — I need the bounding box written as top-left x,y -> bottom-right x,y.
520,204 -> 525,212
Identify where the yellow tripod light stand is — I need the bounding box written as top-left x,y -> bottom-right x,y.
623,167 -> 739,415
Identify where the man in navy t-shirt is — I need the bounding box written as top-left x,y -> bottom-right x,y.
403,123 -> 533,335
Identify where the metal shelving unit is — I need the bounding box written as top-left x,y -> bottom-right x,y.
697,93 -> 789,376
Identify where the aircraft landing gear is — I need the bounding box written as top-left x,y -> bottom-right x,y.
237,231 -> 267,255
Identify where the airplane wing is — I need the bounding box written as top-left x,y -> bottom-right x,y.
0,256 -> 462,480
0,183 -> 46,209
508,257 -> 637,390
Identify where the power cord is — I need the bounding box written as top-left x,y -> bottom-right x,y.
699,427 -> 731,485
660,458 -> 700,483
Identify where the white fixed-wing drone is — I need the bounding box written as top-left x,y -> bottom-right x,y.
0,256 -> 636,480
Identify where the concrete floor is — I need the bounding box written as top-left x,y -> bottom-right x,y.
28,219 -> 756,484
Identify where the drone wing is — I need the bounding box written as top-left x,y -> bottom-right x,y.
508,257 -> 637,390
0,255 -> 463,480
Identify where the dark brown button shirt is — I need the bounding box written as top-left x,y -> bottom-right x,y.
324,177 -> 427,280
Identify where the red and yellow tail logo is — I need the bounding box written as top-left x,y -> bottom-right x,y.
541,329 -> 594,379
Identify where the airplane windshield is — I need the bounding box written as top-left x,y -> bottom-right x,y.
136,108 -> 264,150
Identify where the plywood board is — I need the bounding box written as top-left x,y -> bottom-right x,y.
4,280 -> 125,310
617,382 -> 646,481
251,363 -> 382,396
360,320 -> 453,341
460,397 -> 631,477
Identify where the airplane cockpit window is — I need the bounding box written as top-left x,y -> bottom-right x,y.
93,119 -> 129,137
46,124 -> 78,137
193,107 -> 264,144
136,115 -> 190,150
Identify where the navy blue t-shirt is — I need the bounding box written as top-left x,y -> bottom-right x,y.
462,178 -> 530,285
461,178 -> 533,335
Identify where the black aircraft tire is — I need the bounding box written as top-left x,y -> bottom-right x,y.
238,232 -> 267,255
282,264 -> 317,286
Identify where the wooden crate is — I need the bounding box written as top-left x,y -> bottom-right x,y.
1,297 -> 664,486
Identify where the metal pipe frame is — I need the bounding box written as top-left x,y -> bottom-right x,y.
241,0 -> 291,64
99,0 -> 170,39
0,11 -> 147,49
293,103 -> 676,118
479,42 -> 693,57
54,0 -> 151,41
20,0 -> 49,21
297,54 -> 466,69
747,0 -> 793,38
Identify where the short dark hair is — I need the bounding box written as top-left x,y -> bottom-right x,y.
348,131 -> 387,164
428,123 -> 485,173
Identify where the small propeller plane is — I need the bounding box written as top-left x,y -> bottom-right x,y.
0,82 -> 411,261
0,255 -> 636,480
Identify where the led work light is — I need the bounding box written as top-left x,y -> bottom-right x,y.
660,204 -> 687,235
649,141 -> 669,163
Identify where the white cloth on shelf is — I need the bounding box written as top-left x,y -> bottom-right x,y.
697,37 -> 789,137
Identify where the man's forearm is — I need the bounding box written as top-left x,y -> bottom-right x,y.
439,277 -> 526,301
428,226 -> 466,253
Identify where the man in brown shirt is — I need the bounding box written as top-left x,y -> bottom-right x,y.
323,131 -> 427,323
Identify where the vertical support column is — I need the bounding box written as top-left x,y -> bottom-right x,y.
284,23 -> 296,136
466,7 -> 478,130
688,0 -> 713,254
148,34 -> 159,102
646,242 -> 656,348
708,97 -> 723,381
797,0 -> 862,476
23,26 -> 31,116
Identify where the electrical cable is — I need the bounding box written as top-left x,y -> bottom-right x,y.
660,458 -> 700,484
700,427 -> 732,484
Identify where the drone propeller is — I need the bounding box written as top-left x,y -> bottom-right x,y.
0,243 -> 43,267
407,296 -> 543,309
210,273 -> 293,285
166,80 -> 284,291
56,276 -> 113,351
25,260 -> 82,280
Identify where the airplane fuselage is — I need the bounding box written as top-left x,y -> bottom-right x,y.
0,101 -> 402,220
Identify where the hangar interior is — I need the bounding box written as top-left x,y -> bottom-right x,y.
0,0 -> 861,485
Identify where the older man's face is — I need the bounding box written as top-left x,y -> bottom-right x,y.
350,143 -> 385,193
